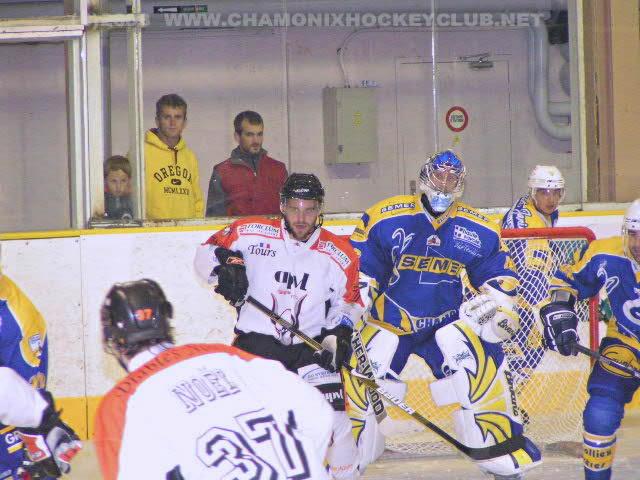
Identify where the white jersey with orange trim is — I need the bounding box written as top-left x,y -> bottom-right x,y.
194,217 -> 364,344
94,343 -> 333,480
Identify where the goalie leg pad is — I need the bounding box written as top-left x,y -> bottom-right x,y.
349,320 -> 399,379
434,321 -> 541,476
327,410 -> 361,479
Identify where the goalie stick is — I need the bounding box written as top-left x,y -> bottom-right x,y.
246,295 -> 527,461
573,343 -> 640,380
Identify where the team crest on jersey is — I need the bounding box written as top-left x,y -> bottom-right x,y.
453,225 -> 482,248
622,288 -> 640,327
427,235 -> 441,246
317,241 -> 351,269
597,261 -> 620,295
237,222 -> 280,238
248,242 -> 276,257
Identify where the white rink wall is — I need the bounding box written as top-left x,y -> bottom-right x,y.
0,211 -> 625,435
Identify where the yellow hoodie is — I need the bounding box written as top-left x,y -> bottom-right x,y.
144,129 -> 204,220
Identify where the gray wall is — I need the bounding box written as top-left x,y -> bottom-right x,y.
0,24 -> 576,229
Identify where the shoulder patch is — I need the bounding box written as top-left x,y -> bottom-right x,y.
454,203 -> 499,234
455,204 -> 490,223
237,222 -> 281,238
380,201 -> 416,214
316,240 -> 352,269
363,194 -> 421,231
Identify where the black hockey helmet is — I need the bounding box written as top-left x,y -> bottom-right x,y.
101,279 -> 173,355
280,173 -> 325,205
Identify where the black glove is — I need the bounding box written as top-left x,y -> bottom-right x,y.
17,391 -> 82,479
540,301 -> 579,356
213,247 -> 248,307
314,325 -> 353,373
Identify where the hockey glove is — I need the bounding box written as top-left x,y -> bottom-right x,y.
17,391 -> 82,479
315,325 -> 353,372
213,247 -> 249,307
540,301 -> 579,356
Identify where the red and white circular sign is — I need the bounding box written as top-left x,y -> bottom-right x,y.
445,106 -> 469,132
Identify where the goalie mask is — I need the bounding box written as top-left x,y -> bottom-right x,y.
101,279 -> 173,356
419,150 -> 466,213
623,199 -> 640,264
528,165 -> 565,215
280,173 -> 325,241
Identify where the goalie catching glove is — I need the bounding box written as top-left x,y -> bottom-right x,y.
314,325 -> 353,373
540,301 -> 579,356
213,247 -> 249,307
17,391 -> 82,479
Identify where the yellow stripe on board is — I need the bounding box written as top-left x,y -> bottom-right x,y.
0,209 -> 625,241
54,377 -> 640,442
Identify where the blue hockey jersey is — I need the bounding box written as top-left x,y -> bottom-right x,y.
351,195 -> 518,335
0,273 -> 48,472
502,195 -> 559,229
551,236 -> 640,347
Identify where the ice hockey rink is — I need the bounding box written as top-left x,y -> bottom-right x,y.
66,412 -> 640,479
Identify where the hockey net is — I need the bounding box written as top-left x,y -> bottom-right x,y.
382,226 -> 599,456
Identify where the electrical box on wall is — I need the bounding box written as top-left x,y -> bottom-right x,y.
323,87 -> 378,164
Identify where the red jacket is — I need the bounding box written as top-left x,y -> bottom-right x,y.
206,152 -> 287,217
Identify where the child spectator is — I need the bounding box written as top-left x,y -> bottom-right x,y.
104,155 -> 133,221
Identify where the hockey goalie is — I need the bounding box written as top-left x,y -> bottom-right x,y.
345,151 -> 541,479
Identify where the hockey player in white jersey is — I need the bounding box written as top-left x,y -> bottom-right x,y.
94,279 -> 334,480
194,173 -> 362,478
0,367 -> 81,479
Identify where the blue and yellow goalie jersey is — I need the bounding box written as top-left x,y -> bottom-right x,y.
351,195 -> 518,335
551,236 -> 640,346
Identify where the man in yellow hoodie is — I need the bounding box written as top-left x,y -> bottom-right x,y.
145,94 -> 204,220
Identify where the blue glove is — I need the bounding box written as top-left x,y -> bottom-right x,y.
540,302 -> 579,356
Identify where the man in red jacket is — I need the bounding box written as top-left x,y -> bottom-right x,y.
206,111 -> 288,217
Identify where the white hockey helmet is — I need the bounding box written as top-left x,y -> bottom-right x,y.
528,165 -> 565,190
623,199 -> 640,263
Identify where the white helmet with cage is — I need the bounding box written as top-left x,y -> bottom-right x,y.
419,150 -> 466,213
623,199 -> 640,263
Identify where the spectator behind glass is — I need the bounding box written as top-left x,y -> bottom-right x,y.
206,111 -> 288,217
104,155 -> 133,221
145,94 -> 204,221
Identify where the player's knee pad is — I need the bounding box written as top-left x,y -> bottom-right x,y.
432,321 -> 541,476
583,394 -> 624,437
327,410 -> 360,479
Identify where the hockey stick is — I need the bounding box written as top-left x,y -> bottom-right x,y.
246,295 -> 526,461
349,325 -> 387,422
573,343 -> 640,380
